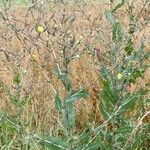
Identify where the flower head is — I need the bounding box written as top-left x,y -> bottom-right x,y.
117,73 -> 123,80
36,26 -> 44,33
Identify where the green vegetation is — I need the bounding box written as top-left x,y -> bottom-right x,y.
0,0 -> 149,149
0,0 -> 31,8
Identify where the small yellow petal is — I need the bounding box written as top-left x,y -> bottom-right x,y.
32,54 -> 37,59
36,26 -> 44,33
117,73 -> 123,80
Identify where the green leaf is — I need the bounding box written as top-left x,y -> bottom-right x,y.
0,116 -> 21,132
10,94 -> 20,106
1,140 -> 13,150
79,131 -> 89,144
99,72 -> 118,119
65,90 -> 88,103
120,93 -> 140,113
13,72 -> 21,85
101,79 -> 118,103
53,69 -> 72,92
67,104 -> 75,127
112,0 -> 125,13
55,92 -> 63,112
80,140 -> 112,150
59,73 -> 72,92
86,141 -> 101,150
100,66 -> 111,80
115,125 -> 132,135
100,99 -> 111,119
62,103 -> 75,128
62,89 -> 88,128
112,22 -> 122,42
40,136 -> 68,150
105,10 -> 113,23
62,110 -> 68,128
124,39 -> 134,55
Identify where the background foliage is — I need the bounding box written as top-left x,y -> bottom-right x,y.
0,0 -> 150,149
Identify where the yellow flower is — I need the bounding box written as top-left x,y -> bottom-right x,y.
36,26 -> 44,33
31,52 -> 38,60
32,54 -> 37,59
117,73 -> 123,80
